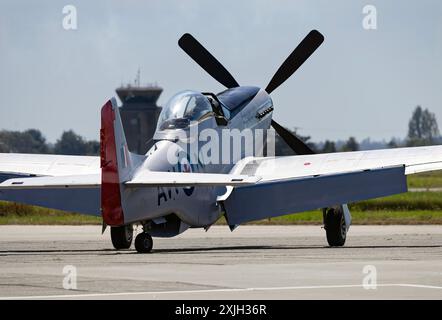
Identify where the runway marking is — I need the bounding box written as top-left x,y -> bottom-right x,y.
1,283 -> 441,300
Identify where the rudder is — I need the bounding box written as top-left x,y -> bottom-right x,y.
100,98 -> 134,226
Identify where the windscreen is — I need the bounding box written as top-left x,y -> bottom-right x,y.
156,91 -> 213,130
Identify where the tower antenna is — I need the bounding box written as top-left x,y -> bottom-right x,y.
135,68 -> 141,87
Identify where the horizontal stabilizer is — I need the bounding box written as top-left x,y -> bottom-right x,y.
0,172 -> 260,189
125,171 -> 260,187
0,174 -> 100,189
0,153 -> 99,177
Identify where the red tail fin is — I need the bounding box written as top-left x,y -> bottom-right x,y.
100,99 -> 124,226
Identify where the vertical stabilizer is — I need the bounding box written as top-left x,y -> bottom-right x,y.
100,98 -> 134,226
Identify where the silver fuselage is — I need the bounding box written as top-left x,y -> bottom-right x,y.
122,87 -> 273,232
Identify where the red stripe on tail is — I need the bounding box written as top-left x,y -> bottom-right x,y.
100,100 -> 124,226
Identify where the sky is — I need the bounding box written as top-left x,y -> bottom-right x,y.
0,0 -> 441,143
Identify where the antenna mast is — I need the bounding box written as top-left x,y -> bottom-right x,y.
135,68 -> 141,87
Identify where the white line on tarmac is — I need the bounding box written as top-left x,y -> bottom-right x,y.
0,283 -> 441,300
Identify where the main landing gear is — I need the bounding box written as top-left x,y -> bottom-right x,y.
323,206 -> 347,247
110,224 -> 153,253
110,225 -> 133,250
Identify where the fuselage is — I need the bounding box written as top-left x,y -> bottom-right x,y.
121,86 -> 274,234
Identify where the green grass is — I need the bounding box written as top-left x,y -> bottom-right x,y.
0,213 -> 101,225
407,171 -> 442,188
250,210 -> 442,225
0,189 -> 441,225
2,209 -> 440,225
351,192 -> 442,211
0,202 -> 101,225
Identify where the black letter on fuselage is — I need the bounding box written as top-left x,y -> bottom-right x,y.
157,187 -> 168,206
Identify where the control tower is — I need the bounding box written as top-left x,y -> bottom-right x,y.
116,75 -> 162,154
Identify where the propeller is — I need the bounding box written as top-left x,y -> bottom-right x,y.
271,120 -> 315,155
178,30 -> 324,155
266,30 -> 323,154
265,30 -> 324,94
178,33 -> 239,89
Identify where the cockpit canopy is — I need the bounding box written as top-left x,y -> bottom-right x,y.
156,91 -> 213,131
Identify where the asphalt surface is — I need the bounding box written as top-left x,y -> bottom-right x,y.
0,225 -> 441,300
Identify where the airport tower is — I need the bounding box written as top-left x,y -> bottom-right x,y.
116,73 -> 162,154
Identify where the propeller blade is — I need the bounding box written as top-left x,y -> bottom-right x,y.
178,33 -> 240,89
271,120 -> 315,155
265,30 -> 324,94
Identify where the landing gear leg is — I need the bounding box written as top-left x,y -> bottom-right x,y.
323,206 -> 347,247
135,232 -> 153,253
110,225 -> 133,250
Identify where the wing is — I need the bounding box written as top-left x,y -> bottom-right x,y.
234,145 -> 442,181
1,145 -> 441,223
221,145 -> 442,225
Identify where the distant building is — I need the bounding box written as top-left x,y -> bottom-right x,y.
116,83 -> 162,154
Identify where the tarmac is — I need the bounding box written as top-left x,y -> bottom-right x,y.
0,225 -> 441,300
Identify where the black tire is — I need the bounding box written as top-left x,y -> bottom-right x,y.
324,207 -> 347,247
110,225 -> 133,250
135,232 -> 153,253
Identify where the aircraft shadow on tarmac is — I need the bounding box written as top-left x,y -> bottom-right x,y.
0,244 -> 441,256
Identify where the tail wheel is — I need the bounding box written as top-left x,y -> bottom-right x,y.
110,225 -> 133,250
324,207 -> 347,247
135,232 -> 153,253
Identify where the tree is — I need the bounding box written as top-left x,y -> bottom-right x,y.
0,141 -> 8,153
274,128 -> 317,155
387,138 -> 399,148
0,129 -> 99,155
54,130 -> 99,155
321,140 -> 336,153
85,140 -> 100,155
341,137 -> 359,152
0,129 -> 49,153
24,129 -> 49,153
407,106 -> 440,146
